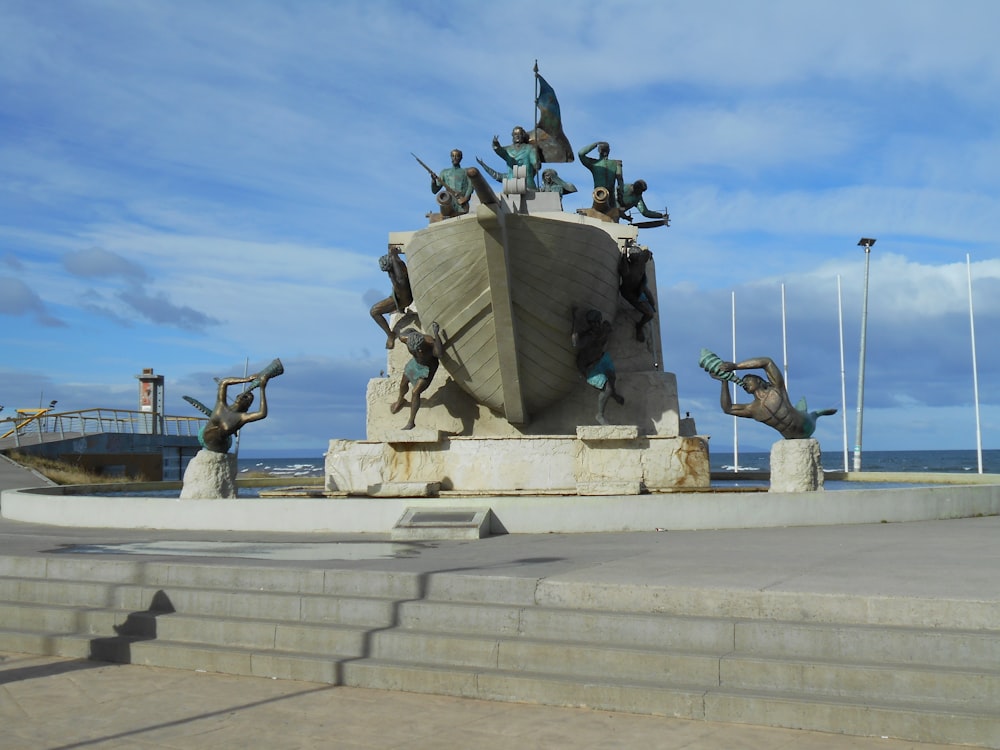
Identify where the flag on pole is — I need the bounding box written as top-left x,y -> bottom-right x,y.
531,73 -> 574,163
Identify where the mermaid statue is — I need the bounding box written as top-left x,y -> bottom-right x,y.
699,349 -> 835,439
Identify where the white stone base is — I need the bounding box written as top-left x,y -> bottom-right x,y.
326,433 -> 710,496
180,450 -> 238,499
769,439 -> 824,492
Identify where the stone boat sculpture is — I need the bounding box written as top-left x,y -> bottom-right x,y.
398,169 -> 636,425
326,70 -> 710,498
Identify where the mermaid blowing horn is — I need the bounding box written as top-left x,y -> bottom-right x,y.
698,349 -> 747,388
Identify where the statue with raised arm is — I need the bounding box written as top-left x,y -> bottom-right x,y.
619,243 -> 656,342
699,349 -> 836,439
370,244 -> 413,349
390,323 -> 444,430
475,157 -> 504,183
186,358 -> 284,453
579,141 -> 623,208
491,125 -> 541,185
572,307 -> 625,425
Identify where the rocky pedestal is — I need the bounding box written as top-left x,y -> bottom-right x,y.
180,449 -> 238,499
769,439 -> 824,492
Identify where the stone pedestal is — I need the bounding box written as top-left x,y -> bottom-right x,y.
327,253 -> 711,497
769,439 -> 824,492
180,449 -> 238,499
326,433 -> 710,495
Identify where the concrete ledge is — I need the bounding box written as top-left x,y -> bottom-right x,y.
576,425 -> 639,441
2,481 -> 998,533
368,482 -> 441,498
385,429 -> 441,444
576,481 -> 642,496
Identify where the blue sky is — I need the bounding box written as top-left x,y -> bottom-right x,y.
2,0 -> 999,458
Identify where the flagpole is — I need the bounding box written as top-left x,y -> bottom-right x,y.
532,60 -> 540,188
837,275 -> 849,472
781,283 -> 788,389
732,291 -> 739,473
234,357 -> 249,460
533,60 -> 539,140
967,254 -> 983,474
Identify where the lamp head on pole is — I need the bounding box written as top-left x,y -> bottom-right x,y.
858,237 -> 876,252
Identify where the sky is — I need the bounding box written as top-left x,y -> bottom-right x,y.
2,0 -> 1000,459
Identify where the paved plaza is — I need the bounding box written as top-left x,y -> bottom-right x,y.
0,452 -> 995,748
1,651 -> 961,750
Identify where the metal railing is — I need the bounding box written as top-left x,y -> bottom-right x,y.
0,408 -> 206,448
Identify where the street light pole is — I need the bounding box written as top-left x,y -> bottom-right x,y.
853,238 -> 876,472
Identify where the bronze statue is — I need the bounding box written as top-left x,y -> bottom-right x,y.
434,149 -> 473,215
579,141 -> 623,209
414,150 -> 473,217
370,245 -> 413,349
572,307 -> 624,425
184,358 -> 284,453
490,125 -> 541,185
390,323 -> 444,430
618,243 -> 656,342
619,180 -> 668,224
540,168 -> 577,195
699,349 -> 836,439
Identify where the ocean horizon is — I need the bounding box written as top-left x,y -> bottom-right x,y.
237,448 -> 1000,478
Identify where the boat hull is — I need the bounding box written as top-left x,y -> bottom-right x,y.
403,207 -> 623,423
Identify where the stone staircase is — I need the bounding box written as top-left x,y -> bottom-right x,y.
0,554 -> 997,747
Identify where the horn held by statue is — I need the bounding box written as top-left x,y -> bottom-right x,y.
248,358 -> 284,389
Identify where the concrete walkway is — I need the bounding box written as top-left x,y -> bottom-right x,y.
0,451 -> 52,491
0,651 -> 959,749
0,453 -> 995,748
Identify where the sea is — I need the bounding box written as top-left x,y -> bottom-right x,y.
237,456 -> 325,478
237,449 -> 1000,478
712,448 -> 1000,475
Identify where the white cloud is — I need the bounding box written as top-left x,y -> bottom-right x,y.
2,0 -> 1000,451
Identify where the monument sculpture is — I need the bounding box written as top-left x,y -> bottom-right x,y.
369,245 -> 413,349
413,150 -> 474,219
572,307 -> 624,426
389,323 -> 444,430
540,168 -> 577,195
698,349 -> 835,440
326,68 -> 711,497
579,140 -> 623,210
181,358 -> 283,498
699,349 -> 836,491
618,242 -> 657,342
618,179 -> 669,225
489,125 -> 542,185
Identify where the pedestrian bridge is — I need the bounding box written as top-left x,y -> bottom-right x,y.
0,407 -> 205,480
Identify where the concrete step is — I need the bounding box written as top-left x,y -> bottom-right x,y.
368,628 -> 723,684
736,619 -> 1000,670
0,601 -> 120,633
0,576 -> 401,627
1,557 -> 997,747
391,599 -> 735,652
341,660 -> 999,748
722,654 -> 1000,712
704,687 -> 999,748
341,658 -> 708,718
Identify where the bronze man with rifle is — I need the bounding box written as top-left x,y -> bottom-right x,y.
413,150 -> 473,218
